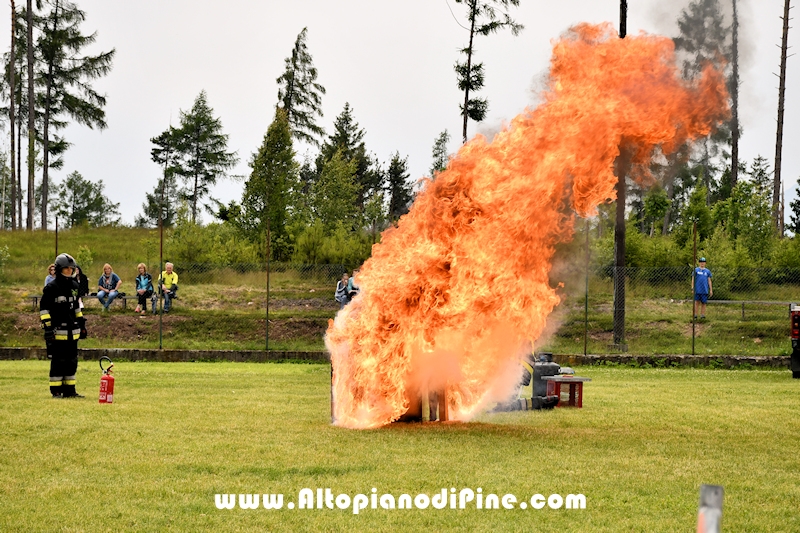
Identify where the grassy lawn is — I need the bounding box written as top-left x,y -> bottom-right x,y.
3,228 -> 798,355
1,361 -> 798,532
538,296 -> 795,356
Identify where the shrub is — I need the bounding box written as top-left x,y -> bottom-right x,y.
74,245 -> 94,271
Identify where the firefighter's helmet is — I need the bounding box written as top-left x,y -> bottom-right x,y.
54,253 -> 78,272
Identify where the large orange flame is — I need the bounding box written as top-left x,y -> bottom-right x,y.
326,23 -> 729,429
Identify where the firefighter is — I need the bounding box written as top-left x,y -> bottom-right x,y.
40,253 -> 87,398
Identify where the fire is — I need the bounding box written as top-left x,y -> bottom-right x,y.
326,22 -> 729,429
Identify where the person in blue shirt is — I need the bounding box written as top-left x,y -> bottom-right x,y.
97,263 -> 122,311
693,257 -> 713,320
44,264 -> 56,287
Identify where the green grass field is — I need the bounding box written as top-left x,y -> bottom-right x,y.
1,361 -> 798,532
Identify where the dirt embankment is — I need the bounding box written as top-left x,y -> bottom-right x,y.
5,311 -> 328,343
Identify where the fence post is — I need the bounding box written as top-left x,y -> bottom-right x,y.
697,484 -> 723,533
584,218 -> 590,356
692,220 -> 697,356
266,222 -> 270,352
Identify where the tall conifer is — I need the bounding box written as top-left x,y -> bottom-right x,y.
453,0 -> 522,144
276,28 -> 326,147
172,91 -> 238,223
239,108 -> 298,260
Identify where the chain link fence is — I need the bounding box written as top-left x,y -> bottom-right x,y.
2,259 -> 798,356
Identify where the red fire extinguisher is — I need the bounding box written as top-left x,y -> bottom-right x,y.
99,356 -> 115,404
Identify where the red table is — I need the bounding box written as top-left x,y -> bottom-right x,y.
542,376 -> 592,408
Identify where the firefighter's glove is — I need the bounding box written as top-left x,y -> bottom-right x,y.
44,329 -> 55,343
79,327 -> 87,339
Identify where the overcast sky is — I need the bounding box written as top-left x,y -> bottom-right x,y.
1,0 -> 797,225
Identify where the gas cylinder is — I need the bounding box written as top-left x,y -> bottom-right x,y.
99,356 -> 115,403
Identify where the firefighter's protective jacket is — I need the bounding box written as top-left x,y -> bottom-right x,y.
40,275 -> 85,340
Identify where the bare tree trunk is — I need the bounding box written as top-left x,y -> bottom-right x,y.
613,149 -> 632,348
26,0 -> 34,230
703,140 -> 710,204
613,0 -> 628,349
773,0 -> 792,236
730,0 -> 740,188
41,0 -> 60,231
17,101 -> 23,229
9,0 -> 16,231
662,173 -> 674,235
461,2 -> 477,144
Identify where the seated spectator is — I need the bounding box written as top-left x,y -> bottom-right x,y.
347,268 -> 360,301
75,266 -> 90,309
134,263 -> 154,315
44,264 -> 56,287
335,272 -> 349,309
156,262 -> 179,314
97,263 -> 122,311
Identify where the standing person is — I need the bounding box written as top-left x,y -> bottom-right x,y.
40,253 -> 87,398
134,263 -> 154,315
44,264 -> 56,287
347,268 -> 360,301
157,262 -> 179,313
97,263 -> 122,311
335,272 -> 350,309
693,257 -> 713,320
75,266 -> 90,309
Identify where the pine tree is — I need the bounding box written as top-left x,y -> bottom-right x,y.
673,0 -> 732,187
6,0 -> 17,230
238,108 -> 298,260
26,0 -> 34,230
386,152 -> 413,221
137,126 -> 182,228
36,0 -> 115,229
172,91 -> 238,223
276,28 -> 326,147
747,156 -> 772,197
453,0 -> 523,144
312,150 -> 359,231
52,170 -> 119,227
789,177 -> 800,234
135,178 -> 180,228
430,130 -> 450,178
317,103 -> 382,209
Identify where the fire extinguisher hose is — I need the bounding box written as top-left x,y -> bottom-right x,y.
99,356 -> 114,375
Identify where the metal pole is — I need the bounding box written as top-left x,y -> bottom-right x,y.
584,218 -> 590,356
158,159 -> 166,350
54,216 -> 58,256
266,216 -> 270,352
692,220 -> 697,356
697,485 -> 723,533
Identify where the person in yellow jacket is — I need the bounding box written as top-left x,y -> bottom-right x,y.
155,262 -> 179,313
40,253 -> 87,398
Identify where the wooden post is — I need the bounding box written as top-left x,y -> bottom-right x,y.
692,221 -> 697,356
697,484 -> 723,533
584,218 -> 590,356
421,386 -> 430,422
439,386 -> 449,422
330,364 -> 335,424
